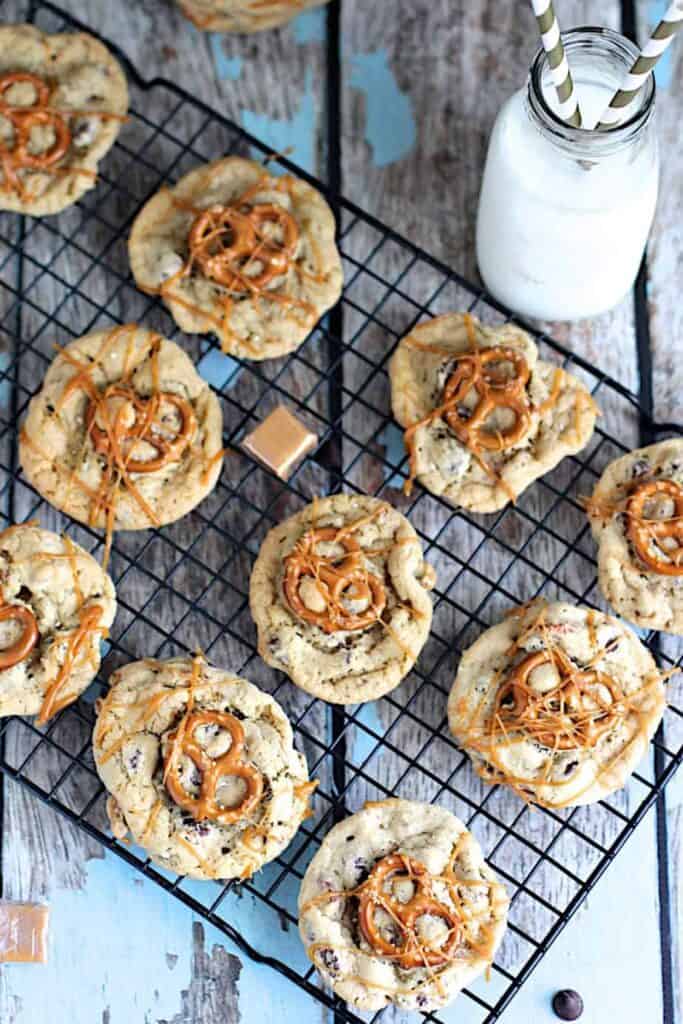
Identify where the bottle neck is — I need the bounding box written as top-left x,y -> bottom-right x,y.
526,26 -> 656,160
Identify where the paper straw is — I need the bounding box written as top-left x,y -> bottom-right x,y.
530,0 -> 582,127
598,0 -> 683,128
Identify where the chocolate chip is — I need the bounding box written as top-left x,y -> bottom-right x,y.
318,948 -> 340,976
552,989 -> 584,1020
563,760 -> 578,776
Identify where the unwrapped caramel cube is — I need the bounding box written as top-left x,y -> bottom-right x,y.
0,902 -> 49,962
242,405 -> 318,480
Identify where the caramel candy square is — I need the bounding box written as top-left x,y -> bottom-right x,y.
242,406 -> 318,480
0,902 -> 49,963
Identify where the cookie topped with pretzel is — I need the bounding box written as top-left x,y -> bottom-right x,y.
249,494 -> 436,704
176,0 -> 331,33
587,439 -> 683,635
19,325 -> 224,567
94,656 -> 314,881
298,799 -> 508,1013
448,601 -> 666,808
128,156 -> 343,361
0,24 -> 128,216
0,523 -> 116,722
389,313 -> 598,513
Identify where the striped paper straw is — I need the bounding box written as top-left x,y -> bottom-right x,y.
598,0 -> 683,128
530,0 -> 582,127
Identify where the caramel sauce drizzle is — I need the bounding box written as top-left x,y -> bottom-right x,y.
585,476 -> 683,577
24,326 -> 196,570
0,71 -> 126,200
163,709 -> 264,825
141,173 -> 326,355
0,526 -> 106,724
458,603 -> 664,809
626,479 -> 683,576
400,317 -> 564,503
37,603 -> 106,725
303,840 -> 503,997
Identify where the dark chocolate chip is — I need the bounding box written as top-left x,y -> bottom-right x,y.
552,989 -> 584,1020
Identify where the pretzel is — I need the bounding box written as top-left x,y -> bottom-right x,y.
495,649 -> 622,750
443,346 -> 531,452
0,72 -> 70,195
164,710 -> 263,824
0,604 -> 39,670
358,854 -> 461,969
626,479 -> 683,576
188,202 -> 299,295
283,526 -> 386,633
86,385 -> 196,474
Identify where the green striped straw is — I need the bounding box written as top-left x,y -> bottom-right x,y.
530,0 -> 582,127
598,0 -> 683,128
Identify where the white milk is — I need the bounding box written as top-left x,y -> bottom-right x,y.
476,28 -> 659,322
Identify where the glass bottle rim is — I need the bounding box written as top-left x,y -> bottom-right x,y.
527,26 -> 656,153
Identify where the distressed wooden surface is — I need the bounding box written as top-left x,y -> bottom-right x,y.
0,0 -> 680,1022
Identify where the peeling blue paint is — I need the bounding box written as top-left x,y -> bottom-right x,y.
349,701 -> 384,768
242,68 -> 317,174
198,346 -> 242,390
208,34 -> 243,81
347,50 -> 416,167
0,853 -> 326,1024
292,8 -> 325,44
377,421 -> 408,489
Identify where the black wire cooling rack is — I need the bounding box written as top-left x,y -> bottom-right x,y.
1,2 -> 683,1022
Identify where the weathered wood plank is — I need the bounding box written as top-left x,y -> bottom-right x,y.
0,1 -> 331,1021
339,1 -> 660,1018
634,1 -> 683,1019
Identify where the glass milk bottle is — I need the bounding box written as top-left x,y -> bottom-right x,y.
476,27 -> 659,322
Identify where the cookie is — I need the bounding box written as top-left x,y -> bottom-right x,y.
0,25 -> 128,216
0,523 -> 116,723
94,656 -> 313,880
587,439 -> 683,634
128,156 -> 343,361
298,799 -> 508,1012
176,0 -> 330,32
20,325 -> 224,565
389,313 -> 598,513
249,494 -> 435,703
448,601 -> 665,808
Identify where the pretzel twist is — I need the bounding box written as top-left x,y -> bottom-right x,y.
0,604 -> 39,670
188,202 -> 299,295
86,385 -> 196,474
283,526 -> 386,634
495,649 -> 622,750
443,346 -> 531,452
626,479 -> 683,576
358,854 -> 462,969
164,710 -> 264,825
0,72 -> 70,194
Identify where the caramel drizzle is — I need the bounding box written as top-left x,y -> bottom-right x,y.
139,173 -> 326,355
37,603 -> 106,725
400,317 -> 563,503
0,526 -> 107,723
493,648 -> 622,752
0,71 -> 125,200
626,479 -> 683,576
163,709 -> 264,825
24,326 -> 196,570
458,603 -> 664,808
585,476 -> 683,577
303,839 -> 503,997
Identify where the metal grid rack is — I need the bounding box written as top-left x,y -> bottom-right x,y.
1,2 -> 682,1021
